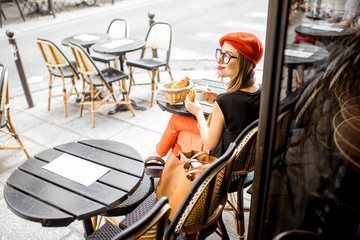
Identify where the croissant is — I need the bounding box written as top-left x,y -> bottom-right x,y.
188,88 -> 196,102
170,77 -> 190,89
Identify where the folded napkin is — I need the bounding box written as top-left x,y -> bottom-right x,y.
311,25 -> 344,32
284,49 -> 314,58
73,34 -> 101,41
102,39 -> 134,49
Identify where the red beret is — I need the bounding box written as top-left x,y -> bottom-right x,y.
219,32 -> 263,67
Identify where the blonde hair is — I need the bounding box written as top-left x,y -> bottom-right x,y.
226,52 -> 255,92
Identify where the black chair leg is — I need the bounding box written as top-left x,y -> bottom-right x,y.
0,3 -> 4,28
47,0 -> 55,18
1,8 -> 6,19
217,216 -> 230,240
15,0 -> 26,21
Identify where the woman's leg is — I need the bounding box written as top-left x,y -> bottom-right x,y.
172,130 -> 210,156
155,114 -> 199,157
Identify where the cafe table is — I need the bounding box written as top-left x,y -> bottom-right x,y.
61,33 -> 110,53
92,38 -> 147,114
295,22 -> 355,46
156,78 -> 226,118
92,38 -> 146,72
3,139 -> 144,237
283,42 -> 329,95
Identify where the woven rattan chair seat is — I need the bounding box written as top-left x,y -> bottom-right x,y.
120,192 -> 190,239
100,68 -> 128,82
86,221 -> 122,240
91,52 -> 117,63
84,68 -> 128,87
51,62 -> 79,78
127,58 -> 167,70
119,191 -> 158,229
104,174 -> 153,217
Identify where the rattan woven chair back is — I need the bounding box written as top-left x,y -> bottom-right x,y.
232,120 -> 259,176
37,39 -> 69,67
126,22 -> 174,107
223,120 -> 259,239
107,18 -> 129,39
70,42 -> 99,77
164,124 -> 262,239
86,196 -> 171,240
37,38 -> 80,117
70,41 -> 113,91
0,64 -> 30,158
69,41 -> 134,128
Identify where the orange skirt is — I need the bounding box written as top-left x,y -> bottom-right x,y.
156,114 -> 210,157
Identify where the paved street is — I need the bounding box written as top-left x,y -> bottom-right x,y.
0,0 -> 268,239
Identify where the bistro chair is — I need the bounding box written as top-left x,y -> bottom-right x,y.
225,99 -> 298,239
91,173 -> 154,230
91,18 -> 129,69
37,38 -> 80,118
225,119 -> 258,240
0,64 -> 30,159
21,0 -> 55,18
87,123 -> 261,239
126,22 -> 174,107
69,41 -> 135,128
0,0 -> 25,28
86,196 -> 171,240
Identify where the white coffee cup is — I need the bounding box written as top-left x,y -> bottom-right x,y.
195,87 -> 207,101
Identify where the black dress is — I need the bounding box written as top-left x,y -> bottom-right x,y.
210,87 -> 261,158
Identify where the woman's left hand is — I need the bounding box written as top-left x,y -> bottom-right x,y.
185,98 -> 203,117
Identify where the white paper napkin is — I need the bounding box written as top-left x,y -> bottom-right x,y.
74,34 -> 101,41
284,49 -> 314,58
311,25 -> 344,32
102,39 -> 134,49
42,153 -> 110,187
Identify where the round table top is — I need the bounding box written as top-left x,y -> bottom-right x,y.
4,139 -> 144,228
61,33 -> 110,49
284,43 -> 329,67
92,38 -> 146,55
156,79 -> 226,118
295,24 -> 355,38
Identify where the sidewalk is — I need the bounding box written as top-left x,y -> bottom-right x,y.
0,69 -> 256,239
0,1 -> 262,239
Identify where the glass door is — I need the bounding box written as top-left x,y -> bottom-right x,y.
249,0 -> 360,239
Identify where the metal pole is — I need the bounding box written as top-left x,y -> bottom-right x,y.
148,12 -> 155,26
148,12 -> 158,58
6,29 -> 34,108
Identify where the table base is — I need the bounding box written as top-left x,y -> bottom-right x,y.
108,99 -> 146,115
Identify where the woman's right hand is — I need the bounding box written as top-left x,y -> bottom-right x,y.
205,88 -> 218,104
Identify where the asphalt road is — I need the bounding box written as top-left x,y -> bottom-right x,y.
0,0 -> 268,96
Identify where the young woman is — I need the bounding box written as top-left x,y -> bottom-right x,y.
147,32 -> 263,161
